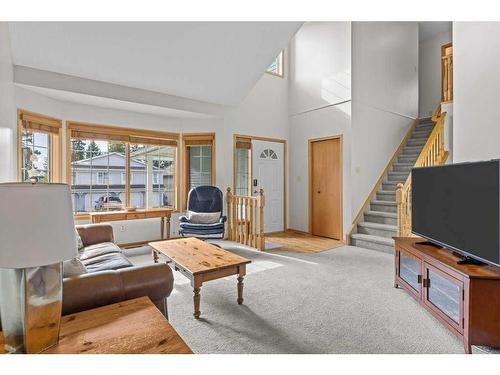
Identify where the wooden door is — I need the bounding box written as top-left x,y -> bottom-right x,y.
309,137 -> 342,239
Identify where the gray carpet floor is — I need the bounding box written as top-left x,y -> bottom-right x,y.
126,243 -> 475,354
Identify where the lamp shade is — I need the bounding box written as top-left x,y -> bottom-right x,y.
0,183 -> 77,268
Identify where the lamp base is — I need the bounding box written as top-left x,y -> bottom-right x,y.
0,263 -> 62,354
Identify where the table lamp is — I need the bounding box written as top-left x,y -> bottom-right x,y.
0,183 -> 77,353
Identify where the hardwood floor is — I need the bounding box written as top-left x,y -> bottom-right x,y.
266,230 -> 344,253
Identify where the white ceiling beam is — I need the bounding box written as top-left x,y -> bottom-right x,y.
14,65 -> 227,117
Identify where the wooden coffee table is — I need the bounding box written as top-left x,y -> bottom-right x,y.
149,238 -> 251,319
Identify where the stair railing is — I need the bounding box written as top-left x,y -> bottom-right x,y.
346,118 -> 419,244
396,105 -> 449,237
226,188 -> 265,250
441,46 -> 453,102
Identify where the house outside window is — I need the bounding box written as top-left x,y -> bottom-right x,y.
67,122 -> 179,215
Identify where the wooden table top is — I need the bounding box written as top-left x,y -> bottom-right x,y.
149,238 -> 251,275
1,297 -> 192,354
395,237 -> 500,280
89,207 -> 173,217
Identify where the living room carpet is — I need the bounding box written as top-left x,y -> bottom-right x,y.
127,243 -> 475,354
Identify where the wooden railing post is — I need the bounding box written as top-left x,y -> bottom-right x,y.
396,183 -> 404,237
225,187 -> 265,250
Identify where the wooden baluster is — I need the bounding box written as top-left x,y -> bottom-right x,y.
396,183 -> 404,236
232,194 -> 237,241
243,198 -> 248,245
226,188 -> 232,240
236,196 -> 241,243
443,58 -> 449,101
258,189 -> 265,250
449,56 -> 453,101
249,198 -> 254,247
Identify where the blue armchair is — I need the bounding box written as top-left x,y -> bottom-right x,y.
179,186 -> 226,239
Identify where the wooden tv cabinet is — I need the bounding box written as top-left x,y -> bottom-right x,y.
394,237 -> 500,354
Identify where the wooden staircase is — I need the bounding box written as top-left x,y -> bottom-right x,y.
347,105 -> 448,253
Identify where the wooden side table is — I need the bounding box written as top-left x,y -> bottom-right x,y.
1,297 -> 192,354
89,208 -> 173,243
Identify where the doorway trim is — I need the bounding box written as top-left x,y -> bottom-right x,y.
233,133 -> 287,232
308,135 -> 343,240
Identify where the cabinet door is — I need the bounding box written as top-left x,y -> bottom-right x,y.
423,262 -> 464,334
396,248 -> 422,298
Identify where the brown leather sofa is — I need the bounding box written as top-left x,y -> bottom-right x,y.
63,224 -> 174,318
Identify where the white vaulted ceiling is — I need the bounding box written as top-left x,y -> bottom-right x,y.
8,22 -> 302,106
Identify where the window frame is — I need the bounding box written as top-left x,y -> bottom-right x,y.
181,132 -> 216,211
233,135 -> 252,197
66,121 -> 180,218
266,50 -> 285,78
17,109 -> 63,183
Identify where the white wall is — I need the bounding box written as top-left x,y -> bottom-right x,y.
289,102 -> 352,234
287,22 -> 352,235
352,22 -> 419,119
14,64 -> 289,243
453,22 -> 500,163
419,30 -> 452,117
288,22 -> 351,115
0,23 -> 16,182
351,22 -> 418,216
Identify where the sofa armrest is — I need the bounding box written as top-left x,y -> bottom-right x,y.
76,224 -> 114,247
62,263 -> 174,316
219,215 -> 227,224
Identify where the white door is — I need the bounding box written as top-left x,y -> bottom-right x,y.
252,140 -> 284,233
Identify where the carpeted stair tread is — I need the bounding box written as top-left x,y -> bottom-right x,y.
350,233 -> 395,246
358,221 -> 397,231
364,210 -> 397,218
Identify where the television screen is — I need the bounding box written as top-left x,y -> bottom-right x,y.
412,160 -> 500,266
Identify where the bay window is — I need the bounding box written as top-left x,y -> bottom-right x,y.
67,122 -> 179,215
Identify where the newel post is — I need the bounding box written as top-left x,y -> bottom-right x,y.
226,187 -> 232,240
396,183 -> 403,237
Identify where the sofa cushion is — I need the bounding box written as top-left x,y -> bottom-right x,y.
75,230 -> 84,250
63,258 -> 87,278
188,210 -> 221,224
79,242 -> 121,261
179,221 -> 224,230
82,252 -> 133,273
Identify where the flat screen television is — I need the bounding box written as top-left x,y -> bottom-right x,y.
411,160 -> 500,267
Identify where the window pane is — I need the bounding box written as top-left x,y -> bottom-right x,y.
266,50 -> 283,76
190,146 -> 200,157
130,144 -> 176,209
236,148 -> 250,196
201,154 -> 211,172
20,130 -> 50,183
70,138 -> 125,213
189,146 -> 212,189
33,132 -> 49,147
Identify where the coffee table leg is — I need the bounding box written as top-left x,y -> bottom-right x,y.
237,276 -> 244,304
193,287 -> 201,319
